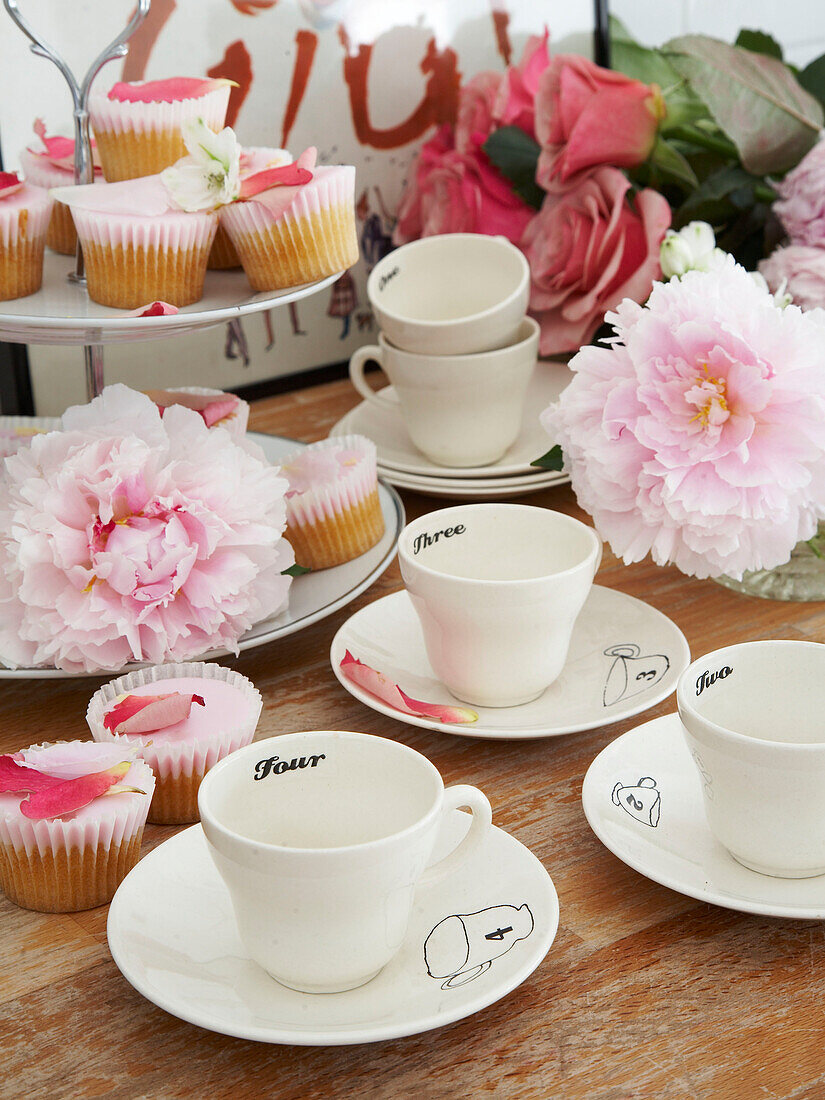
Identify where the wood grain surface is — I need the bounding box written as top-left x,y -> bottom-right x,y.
2,378 -> 824,1100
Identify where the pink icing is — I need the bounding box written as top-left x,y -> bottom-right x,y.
239,147 -> 292,176
283,444 -> 365,496
108,78 -> 226,104
115,677 -> 253,743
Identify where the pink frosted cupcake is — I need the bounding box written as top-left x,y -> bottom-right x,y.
87,663 -> 262,825
89,77 -> 232,182
51,174 -> 217,308
281,434 -> 385,569
145,386 -> 249,439
0,415 -> 62,459
19,119 -> 103,254
209,145 -> 292,270
0,740 -> 154,913
219,147 -> 358,290
0,174 -> 52,301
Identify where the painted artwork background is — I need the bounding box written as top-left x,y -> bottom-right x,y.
1,0 -> 822,415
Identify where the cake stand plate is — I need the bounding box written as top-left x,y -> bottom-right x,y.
0,433 -> 404,679
0,251 -> 341,345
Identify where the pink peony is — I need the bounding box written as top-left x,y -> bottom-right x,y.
0,385 -> 294,672
759,245 -> 825,311
521,166 -> 670,355
772,137 -> 825,247
455,71 -> 502,153
393,126 -> 534,246
542,258 -> 825,579
535,55 -> 664,191
492,31 -> 551,139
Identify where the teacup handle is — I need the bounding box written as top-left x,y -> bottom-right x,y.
418,784 -> 492,888
348,345 -> 399,408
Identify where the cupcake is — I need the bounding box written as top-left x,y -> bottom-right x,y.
89,77 -> 232,182
50,174 -> 217,308
0,740 -> 154,913
281,435 -> 385,569
219,147 -> 359,290
19,119 -> 103,254
0,415 -> 62,459
208,146 -> 291,270
145,386 -> 249,440
87,663 -> 262,825
0,174 -> 52,301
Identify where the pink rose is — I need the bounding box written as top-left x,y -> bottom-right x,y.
759,245 -> 825,311
455,71 -> 502,153
773,138 -> 825,247
521,166 -> 671,355
394,127 -> 534,246
535,55 -> 664,191
492,31 -> 551,139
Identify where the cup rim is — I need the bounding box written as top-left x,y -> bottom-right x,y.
367,234 -> 530,330
197,729 -> 446,855
676,639 -> 825,751
398,503 -> 601,587
377,316 -> 539,363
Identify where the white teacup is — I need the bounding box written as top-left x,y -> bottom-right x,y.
677,640 -> 825,878
198,730 -> 492,993
367,233 -> 530,356
398,504 -> 602,707
348,317 -> 539,467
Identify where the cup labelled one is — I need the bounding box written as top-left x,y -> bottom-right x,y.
197,730 -> 492,993
348,317 -> 539,468
398,504 -> 602,707
366,233 -> 530,356
677,639 -> 825,878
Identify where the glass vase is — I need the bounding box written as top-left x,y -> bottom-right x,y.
715,523 -> 825,602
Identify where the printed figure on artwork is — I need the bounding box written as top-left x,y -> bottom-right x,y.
424,903 -> 534,989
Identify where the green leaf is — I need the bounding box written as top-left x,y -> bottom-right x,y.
648,137 -> 699,190
664,35 -> 823,174
531,445 -> 564,471
482,126 -> 544,210
799,53 -> 825,109
673,164 -> 772,227
735,29 -> 783,60
282,563 -> 311,577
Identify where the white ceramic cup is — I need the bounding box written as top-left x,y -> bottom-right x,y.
348,317 -> 539,467
398,504 -> 602,708
677,640 -> 825,878
198,730 -> 492,993
366,233 -> 530,356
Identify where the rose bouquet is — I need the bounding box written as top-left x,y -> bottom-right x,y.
395,21 -> 825,356
0,385 -> 294,672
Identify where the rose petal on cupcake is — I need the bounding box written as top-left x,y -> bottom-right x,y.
103,691 -> 206,735
147,389 -> 238,426
0,754 -> 62,793
19,741 -> 139,780
339,651 -> 478,724
107,77 -> 234,103
239,162 -> 313,199
0,172 -> 23,199
19,761 -> 134,820
128,301 -> 180,317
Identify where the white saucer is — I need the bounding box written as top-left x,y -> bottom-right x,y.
330,361 -> 570,478
582,714 -> 825,919
330,587 -> 689,740
377,466 -> 568,499
107,815 -> 559,1045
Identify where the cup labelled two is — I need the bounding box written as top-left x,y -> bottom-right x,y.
349,317 -> 539,468
198,730 -> 492,993
399,504 -> 602,708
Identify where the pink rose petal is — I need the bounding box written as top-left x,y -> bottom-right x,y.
19,762 -> 134,820
339,651 -> 478,724
103,691 -> 205,735
31,119 -> 101,172
239,163 -> 313,199
0,172 -> 23,200
146,389 -> 239,426
20,741 -> 139,780
108,78 -> 227,103
129,302 -> 179,317
0,754 -> 63,793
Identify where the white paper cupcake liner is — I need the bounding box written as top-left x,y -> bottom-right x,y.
281,434 -> 378,528
220,164 -> 355,237
159,386 -> 249,440
71,207 -> 217,253
0,758 -> 155,858
86,662 -> 262,782
88,84 -> 231,138
0,186 -> 52,248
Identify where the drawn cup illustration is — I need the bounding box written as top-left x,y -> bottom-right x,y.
612,776 -> 661,827
424,903 -> 534,989
603,645 -> 670,707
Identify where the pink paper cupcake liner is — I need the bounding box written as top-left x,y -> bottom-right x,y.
280,434 -> 379,528
0,185 -> 52,248
220,164 -> 355,239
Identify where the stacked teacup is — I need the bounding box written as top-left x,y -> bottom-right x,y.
345,234 -> 566,494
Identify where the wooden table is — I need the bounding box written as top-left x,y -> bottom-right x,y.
2,378 -> 825,1100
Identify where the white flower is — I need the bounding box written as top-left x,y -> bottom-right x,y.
161,118 -> 241,212
660,221 -> 728,279
749,270 -> 793,308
